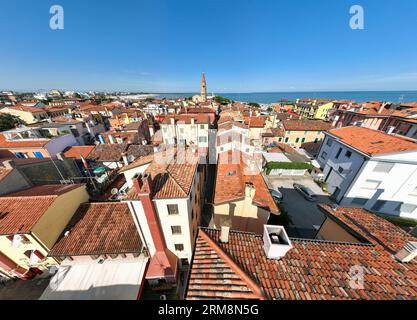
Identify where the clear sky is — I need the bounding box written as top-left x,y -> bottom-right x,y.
1,0 -> 417,93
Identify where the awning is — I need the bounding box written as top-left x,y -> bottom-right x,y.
40,256 -> 149,300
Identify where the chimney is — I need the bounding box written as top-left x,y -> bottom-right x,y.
2,160 -> 15,169
220,226 -> 230,243
108,134 -> 115,144
377,104 -> 386,114
170,117 -> 175,125
56,152 -> 65,161
395,241 -> 417,263
122,152 -> 129,166
245,182 -> 256,199
191,118 -> 195,125
263,225 -> 292,260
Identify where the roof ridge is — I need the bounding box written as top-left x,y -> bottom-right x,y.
198,229 -> 266,300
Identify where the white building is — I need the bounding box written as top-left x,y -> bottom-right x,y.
161,114 -> 210,148
122,148 -> 206,267
318,126 -> 417,219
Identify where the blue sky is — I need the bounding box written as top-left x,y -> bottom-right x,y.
1,0 -> 417,92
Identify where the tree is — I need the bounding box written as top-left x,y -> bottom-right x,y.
214,96 -> 232,105
0,114 -> 25,131
248,102 -> 260,108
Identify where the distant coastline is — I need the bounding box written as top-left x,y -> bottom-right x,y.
155,90 -> 417,104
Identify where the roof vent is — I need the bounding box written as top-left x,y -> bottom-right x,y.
395,241 -> 417,263
263,225 -> 292,260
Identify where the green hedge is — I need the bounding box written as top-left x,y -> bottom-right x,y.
265,162 -> 313,174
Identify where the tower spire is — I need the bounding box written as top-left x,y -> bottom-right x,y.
200,72 -> 207,103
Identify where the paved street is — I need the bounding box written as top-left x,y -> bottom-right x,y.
267,175 -> 333,238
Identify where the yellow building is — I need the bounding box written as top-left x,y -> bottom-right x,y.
280,119 -> 332,148
0,184 -> 89,279
0,105 -> 48,124
293,101 -> 334,120
213,156 -> 279,235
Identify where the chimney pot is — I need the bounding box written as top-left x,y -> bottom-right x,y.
220,226 -> 230,243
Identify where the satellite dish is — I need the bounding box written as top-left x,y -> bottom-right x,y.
127,155 -> 135,163
110,188 -> 119,195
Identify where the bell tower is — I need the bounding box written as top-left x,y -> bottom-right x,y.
200,72 -> 207,102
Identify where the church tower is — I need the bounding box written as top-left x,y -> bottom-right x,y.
200,72 -> 207,102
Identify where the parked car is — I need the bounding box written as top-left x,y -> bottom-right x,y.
269,188 -> 283,202
293,183 -> 317,201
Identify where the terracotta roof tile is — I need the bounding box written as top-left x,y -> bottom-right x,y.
0,184 -> 84,235
87,144 -> 128,162
282,119 -> 332,131
187,206 -> 417,300
49,202 -> 142,257
328,126 -> 417,155
63,146 -> 95,160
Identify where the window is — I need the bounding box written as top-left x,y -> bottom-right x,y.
284,137 -> 289,143
180,128 -> 184,133
345,151 -> 352,158
335,148 -> 342,159
396,203 -> 417,214
278,138 -> 282,142
198,136 -> 207,143
295,138 -> 300,143
362,180 -> 382,190
33,152 -> 44,158
179,139 -> 186,145
167,204 -> 179,215
320,151 -> 328,160
245,148 -> 250,153
171,226 -> 182,235
314,138 -> 319,143
373,162 -> 394,173
338,166 -> 344,174
200,125 -> 205,129
301,138 -> 306,143
326,139 -> 333,147
175,244 -> 184,251
351,198 -> 368,205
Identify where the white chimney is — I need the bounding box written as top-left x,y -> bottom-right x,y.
122,153 -> 129,166
191,118 -> 195,125
395,241 -> 417,263
149,127 -> 154,137
263,225 -> 292,260
220,226 -> 230,243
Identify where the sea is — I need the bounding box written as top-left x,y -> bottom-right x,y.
155,91 -> 417,104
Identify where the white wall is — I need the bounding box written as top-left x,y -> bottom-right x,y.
45,134 -> 78,156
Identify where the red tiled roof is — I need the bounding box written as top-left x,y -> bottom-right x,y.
0,184 -> 84,235
162,114 -> 210,125
49,202 -> 142,257
282,119 -> 332,131
127,148 -> 199,199
63,146 -> 95,160
87,144 -> 128,162
0,134 -> 49,148
179,107 -> 216,114
328,126 -> 417,155
214,153 -> 278,214
6,105 -> 46,114
244,117 -> 266,128
187,205 -> 417,300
